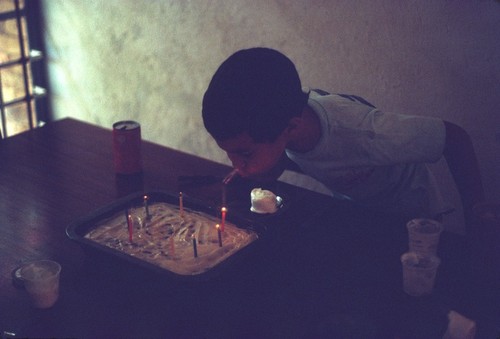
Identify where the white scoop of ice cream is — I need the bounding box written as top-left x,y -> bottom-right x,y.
250,188 -> 280,214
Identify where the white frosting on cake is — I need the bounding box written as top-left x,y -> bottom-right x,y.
250,188 -> 280,214
85,202 -> 258,275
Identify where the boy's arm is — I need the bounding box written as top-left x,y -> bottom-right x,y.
442,120 -> 485,235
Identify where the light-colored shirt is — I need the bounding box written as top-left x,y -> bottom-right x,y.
286,90 -> 451,218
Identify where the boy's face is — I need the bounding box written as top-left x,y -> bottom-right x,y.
216,132 -> 287,179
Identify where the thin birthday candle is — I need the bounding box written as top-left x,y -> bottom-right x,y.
216,224 -> 222,247
192,234 -> 198,258
143,195 -> 150,219
126,209 -> 133,242
179,192 -> 184,218
221,207 -> 227,232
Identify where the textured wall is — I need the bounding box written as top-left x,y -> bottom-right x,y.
41,0 -> 500,230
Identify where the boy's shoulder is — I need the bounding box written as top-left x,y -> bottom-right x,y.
308,89 -> 376,108
308,89 -> 377,126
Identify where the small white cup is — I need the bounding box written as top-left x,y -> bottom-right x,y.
401,252 -> 440,296
407,218 -> 443,256
20,260 -> 61,308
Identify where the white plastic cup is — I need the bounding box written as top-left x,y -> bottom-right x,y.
406,218 -> 443,256
20,260 -> 61,308
401,252 -> 440,296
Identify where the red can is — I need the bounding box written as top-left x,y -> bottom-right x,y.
112,120 -> 142,174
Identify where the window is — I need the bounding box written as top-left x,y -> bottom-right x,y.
0,0 -> 48,139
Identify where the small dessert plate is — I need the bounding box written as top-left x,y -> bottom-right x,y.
250,188 -> 284,214
276,196 -> 284,209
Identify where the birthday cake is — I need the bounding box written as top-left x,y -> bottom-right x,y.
250,188 -> 281,214
84,202 -> 258,275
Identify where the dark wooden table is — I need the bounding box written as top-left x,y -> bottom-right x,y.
0,118 -> 498,338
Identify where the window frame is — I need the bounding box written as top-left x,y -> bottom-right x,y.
0,0 -> 50,139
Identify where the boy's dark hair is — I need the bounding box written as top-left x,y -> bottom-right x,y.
202,47 -> 308,142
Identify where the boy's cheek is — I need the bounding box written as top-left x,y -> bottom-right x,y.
246,160 -> 286,182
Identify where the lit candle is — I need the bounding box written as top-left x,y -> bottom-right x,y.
221,207 -> 227,232
143,195 -> 150,219
216,224 -> 222,247
126,209 -> 133,242
192,234 -> 198,258
179,192 -> 184,218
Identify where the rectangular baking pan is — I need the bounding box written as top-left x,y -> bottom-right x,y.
66,191 -> 267,281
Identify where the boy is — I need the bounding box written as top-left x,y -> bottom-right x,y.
202,47 -> 484,232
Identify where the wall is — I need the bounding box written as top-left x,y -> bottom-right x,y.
40,0 -> 500,231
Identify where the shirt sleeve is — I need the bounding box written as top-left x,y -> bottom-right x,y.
359,110 -> 446,165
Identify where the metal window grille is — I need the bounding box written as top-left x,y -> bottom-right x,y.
0,0 -> 47,139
